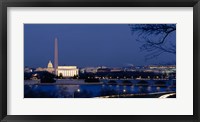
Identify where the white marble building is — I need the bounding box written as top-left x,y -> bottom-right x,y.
57,66 -> 79,77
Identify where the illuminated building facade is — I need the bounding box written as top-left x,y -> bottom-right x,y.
57,66 -> 79,77
46,60 -> 54,73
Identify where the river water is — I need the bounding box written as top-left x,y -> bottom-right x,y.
24,79 -> 176,98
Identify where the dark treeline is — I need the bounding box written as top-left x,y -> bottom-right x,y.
24,71 -> 56,83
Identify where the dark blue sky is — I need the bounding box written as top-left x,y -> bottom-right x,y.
24,24 -> 176,68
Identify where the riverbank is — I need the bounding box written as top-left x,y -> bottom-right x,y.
95,92 -> 176,98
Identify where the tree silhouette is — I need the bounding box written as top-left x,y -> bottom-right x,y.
129,24 -> 176,60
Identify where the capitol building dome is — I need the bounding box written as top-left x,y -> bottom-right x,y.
47,60 -> 53,68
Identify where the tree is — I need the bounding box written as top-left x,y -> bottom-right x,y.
59,73 -> 63,79
129,24 -> 176,60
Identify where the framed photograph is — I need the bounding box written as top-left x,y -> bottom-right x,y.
0,0 -> 199,122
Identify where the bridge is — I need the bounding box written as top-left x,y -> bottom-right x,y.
24,78 -> 175,87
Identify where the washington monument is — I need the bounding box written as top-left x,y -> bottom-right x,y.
54,37 -> 58,75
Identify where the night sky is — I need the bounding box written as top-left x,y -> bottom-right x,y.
24,24 -> 176,68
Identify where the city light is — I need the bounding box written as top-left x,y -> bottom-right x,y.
123,89 -> 126,93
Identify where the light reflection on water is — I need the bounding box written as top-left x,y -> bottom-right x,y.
24,83 -> 176,98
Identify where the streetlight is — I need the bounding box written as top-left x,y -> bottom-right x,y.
123,89 -> 126,97
73,89 -> 81,98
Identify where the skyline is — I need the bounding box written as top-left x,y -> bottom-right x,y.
24,24 -> 176,68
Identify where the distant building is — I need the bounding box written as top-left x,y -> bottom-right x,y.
46,60 -> 54,74
97,68 -> 111,72
35,60 -> 54,74
35,67 -> 46,72
24,67 -> 33,73
110,68 -> 122,72
149,65 -> 175,69
81,67 -> 100,73
57,66 -> 79,77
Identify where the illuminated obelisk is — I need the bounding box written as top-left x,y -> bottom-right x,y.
54,37 -> 58,75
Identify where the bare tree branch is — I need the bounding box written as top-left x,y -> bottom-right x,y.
129,24 -> 176,60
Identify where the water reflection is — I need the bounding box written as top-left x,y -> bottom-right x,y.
24,83 -> 176,98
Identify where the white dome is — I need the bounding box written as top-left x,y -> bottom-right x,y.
47,60 -> 53,68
